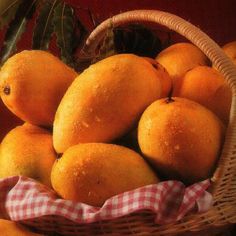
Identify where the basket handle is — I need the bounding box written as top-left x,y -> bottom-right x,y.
83,10 -> 236,188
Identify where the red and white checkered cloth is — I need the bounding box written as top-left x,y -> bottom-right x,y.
0,176 -> 212,226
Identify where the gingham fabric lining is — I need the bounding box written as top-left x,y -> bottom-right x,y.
0,176 -> 212,225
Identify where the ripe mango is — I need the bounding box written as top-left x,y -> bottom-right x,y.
0,219 -> 42,236
0,50 -> 77,127
51,143 -> 159,206
138,97 -> 225,184
0,123 -> 57,187
53,54 -> 161,153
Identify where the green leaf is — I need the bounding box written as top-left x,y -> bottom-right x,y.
0,0 -> 37,65
32,0 -> 60,50
53,2 -> 76,67
0,0 -> 23,30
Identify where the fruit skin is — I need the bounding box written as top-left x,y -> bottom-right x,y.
138,97 -> 225,184
0,123 -> 57,187
0,50 -> 77,127
0,219 -> 42,236
143,57 -> 172,97
156,42 -> 209,94
222,40 -> 236,64
51,143 -> 159,206
53,54 -> 161,153
176,66 -> 232,124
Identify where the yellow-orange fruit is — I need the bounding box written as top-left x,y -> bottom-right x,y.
138,97 -> 225,184
177,66 -> 232,124
143,57 -> 172,97
53,54 -> 161,153
156,42 -> 209,94
0,123 -> 56,187
51,143 -> 159,206
222,41 -> 236,63
0,219 -> 42,236
0,50 -> 77,127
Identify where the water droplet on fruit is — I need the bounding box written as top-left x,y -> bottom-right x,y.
82,121 -> 89,128
95,116 -> 101,122
73,122 -> 82,131
174,145 -> 180,150
164,141 -> 169,146
73,172 -> 79,177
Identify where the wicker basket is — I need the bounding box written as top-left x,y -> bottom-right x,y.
22,9 -> 236,236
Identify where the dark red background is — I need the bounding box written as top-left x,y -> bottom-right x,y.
66,0 -> 236,45
1,0 -> 236,52
0,0 -> 236,140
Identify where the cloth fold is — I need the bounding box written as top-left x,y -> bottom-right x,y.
0,176 -> 212,225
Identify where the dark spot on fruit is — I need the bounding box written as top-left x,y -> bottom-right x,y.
57,153 -> 63,159
152,63 -> 158,69
3,85 -> 10,95
166,97 -> 175,103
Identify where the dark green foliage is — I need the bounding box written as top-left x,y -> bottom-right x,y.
113,24 -> 162,58
78,23 -> 163,71
32,0 -> 60,50
0,0 -> 37,65
0,0 -> 23,30
0,0 -> 87,68
0,2 -> 165,71
53,1 -> 77,67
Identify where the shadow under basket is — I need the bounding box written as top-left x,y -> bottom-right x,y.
15,9 -> 236,235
